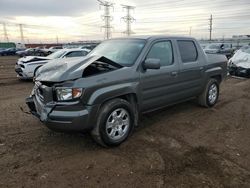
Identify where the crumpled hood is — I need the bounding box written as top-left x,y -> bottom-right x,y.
19,56 -> 52,63
230,51 -> 250,68
35,55 -> 123,82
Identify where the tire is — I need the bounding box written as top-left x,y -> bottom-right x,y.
198,78 -> 219,108
91,98 -> 135,147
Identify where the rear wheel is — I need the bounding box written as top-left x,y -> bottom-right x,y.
91,98 -> 135,147
198,78 -> 219,107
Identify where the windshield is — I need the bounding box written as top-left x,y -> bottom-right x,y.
47,49 -> 66,59
88,39 -> 146,66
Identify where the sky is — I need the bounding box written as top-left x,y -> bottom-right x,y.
0,0 -> 250,43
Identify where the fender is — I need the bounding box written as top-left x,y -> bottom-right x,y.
205,66 -> 223,78
87,82 -> 139,105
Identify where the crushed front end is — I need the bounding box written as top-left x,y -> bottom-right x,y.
228,64 -> 250,78
26,81 -> 98,132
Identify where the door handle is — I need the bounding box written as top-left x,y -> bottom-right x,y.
170,71 -> 178,77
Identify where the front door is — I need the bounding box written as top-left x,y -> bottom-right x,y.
140,40 -> 180,112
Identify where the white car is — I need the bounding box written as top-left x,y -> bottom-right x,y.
15,48 -> 90,79
228,45 -> 250,77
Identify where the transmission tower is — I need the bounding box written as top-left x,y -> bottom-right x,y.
2,23 -> 9,42
98,0 -> 114,40
121,5 -> 135,36
19,24 -> 24,43
209,14 -> 213,41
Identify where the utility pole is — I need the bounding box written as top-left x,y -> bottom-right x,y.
56,35 -> 59,44
98,0 -> 114,40
121,4 -> 135,36
209,14 -> 213,41
189,26 -> 192,36
3,23 -> 9,42
19,24 -> 24,43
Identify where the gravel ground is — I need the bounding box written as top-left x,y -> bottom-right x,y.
0,56 -> 250,188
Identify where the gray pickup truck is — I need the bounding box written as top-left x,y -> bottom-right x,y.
26,36 -> 227,147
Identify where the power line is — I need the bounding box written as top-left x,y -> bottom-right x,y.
98,0 -> 114,39
121,4 -> 135,36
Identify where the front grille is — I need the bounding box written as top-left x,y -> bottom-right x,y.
34,81 -> 53,103
37,88 -> 44,102
34,82 -> 44,102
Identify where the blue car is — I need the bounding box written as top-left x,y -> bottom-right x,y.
0,48 -> 17,56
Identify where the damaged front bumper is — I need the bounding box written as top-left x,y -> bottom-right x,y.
229,66 -> 250,78
25,94 -> 99,132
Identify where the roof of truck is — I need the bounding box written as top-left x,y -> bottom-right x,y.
112,35 -> 196,40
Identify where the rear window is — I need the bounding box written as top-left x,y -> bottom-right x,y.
177,40 -> 198,63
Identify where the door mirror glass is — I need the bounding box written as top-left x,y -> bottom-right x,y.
143,58 -> 161,70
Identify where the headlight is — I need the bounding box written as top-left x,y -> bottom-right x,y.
56,88 -> 83,101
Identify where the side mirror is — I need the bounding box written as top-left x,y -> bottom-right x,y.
143,58 -> 161,70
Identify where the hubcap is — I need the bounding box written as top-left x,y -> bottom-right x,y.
106,108 -> 130,141
208,83 -> 218,104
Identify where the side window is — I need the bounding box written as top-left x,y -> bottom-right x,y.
177,40 -> 198,63
146,41 -> 173,66
65,51 -> 87,58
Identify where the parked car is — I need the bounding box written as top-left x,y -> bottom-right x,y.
34,47 -> 48,56
204,43 -> 234,59
228,45 -> 250,78
26,36 -> 227,147
0,48 -> 17,56
15,48 -> 90,79
16,48 -> 36,57
42,46 -> 63,55
78,43 -> 100,50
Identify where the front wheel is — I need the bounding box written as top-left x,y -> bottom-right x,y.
198,78 -> 219,107
91,98 -> 135,147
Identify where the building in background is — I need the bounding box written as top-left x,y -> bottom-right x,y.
0,42 -> 25,49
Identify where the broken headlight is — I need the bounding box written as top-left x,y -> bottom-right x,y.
56,88 -> 83,101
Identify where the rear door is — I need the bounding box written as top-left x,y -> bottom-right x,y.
176,40 -> 205,98
140,40 -> 181,112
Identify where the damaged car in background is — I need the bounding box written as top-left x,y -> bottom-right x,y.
228,45 -> 250,78
26,36 -> 227,147
204,43 -> 234,59
15,48 -> 90,79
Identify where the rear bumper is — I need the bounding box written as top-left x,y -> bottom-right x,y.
26,95 -> 99,132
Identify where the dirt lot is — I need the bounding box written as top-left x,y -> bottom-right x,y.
0,56 -> 250,188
